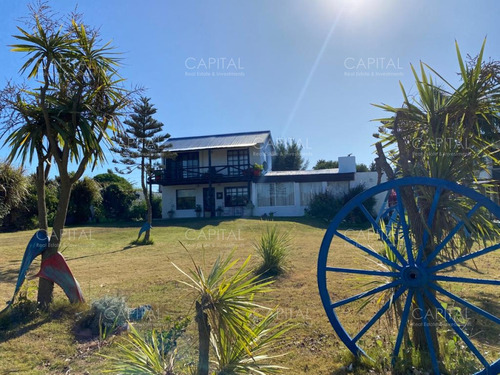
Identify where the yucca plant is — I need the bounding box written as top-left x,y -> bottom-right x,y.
104,324 -> 180,375
172,249 -> 278,375
212,309 -> 290,375
374,39 -> 500,359
253,225 -> 291,277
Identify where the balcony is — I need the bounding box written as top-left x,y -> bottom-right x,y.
149,164 -> 262,186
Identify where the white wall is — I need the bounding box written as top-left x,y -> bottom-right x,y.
352,171 -> 386,214
162,182 -> 252,218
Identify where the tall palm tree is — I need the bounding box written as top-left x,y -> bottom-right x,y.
2,6 -> 131,306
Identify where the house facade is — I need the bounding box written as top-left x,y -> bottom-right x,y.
151,131 -> 383,219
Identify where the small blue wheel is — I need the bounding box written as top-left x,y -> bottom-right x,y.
317,177 -> 500,374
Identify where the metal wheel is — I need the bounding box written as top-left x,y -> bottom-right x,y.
317,177 -> 500,374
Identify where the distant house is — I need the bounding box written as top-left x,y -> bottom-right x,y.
150,130 -> 383,218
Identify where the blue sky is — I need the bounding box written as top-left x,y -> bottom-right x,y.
1,0 -> 500,186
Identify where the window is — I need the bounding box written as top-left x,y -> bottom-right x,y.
256,183 -> 294,207
300,182 -> 323,206
179,152 -> 199,178
176,189 -> 196,210
227,149 -> 249,176
225,187 -> 249,207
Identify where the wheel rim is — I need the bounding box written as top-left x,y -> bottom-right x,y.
317,177 -> 500,375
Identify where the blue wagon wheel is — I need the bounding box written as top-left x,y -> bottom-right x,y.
317,177 -> 500,374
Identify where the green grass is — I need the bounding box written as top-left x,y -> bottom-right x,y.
0,217 -> 499,374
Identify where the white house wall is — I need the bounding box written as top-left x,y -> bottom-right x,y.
162,172 -> 385,219
162,181 -> 252,218
352,171 -> 386,214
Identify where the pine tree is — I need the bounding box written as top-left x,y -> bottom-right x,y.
112,97 -> 171,242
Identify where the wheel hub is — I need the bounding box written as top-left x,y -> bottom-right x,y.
401,265 -> 429,288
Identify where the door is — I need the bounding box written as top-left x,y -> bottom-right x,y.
203,187 -> 215,217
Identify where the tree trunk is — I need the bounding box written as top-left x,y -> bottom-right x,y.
376,144 -> 440,363
196,301 -> 210,375
141,157 -> 152,242
37,178 -> 72,308
399,186 -> 440,361
35,160 -> 48,232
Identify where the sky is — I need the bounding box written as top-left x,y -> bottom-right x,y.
1,0 -> 500,187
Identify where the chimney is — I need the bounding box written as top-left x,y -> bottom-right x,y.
338,156 -> 356,173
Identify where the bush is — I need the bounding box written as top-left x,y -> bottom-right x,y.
304,191 -> 343,223
129,200 -> 147,221
254,225 -> 291,276
152,195 -> 162,219
67,177 -> 102,224
78,296 -> 129,336
94,171 -> 136,220
101,183 -> 136,220
305,184 -> 375,224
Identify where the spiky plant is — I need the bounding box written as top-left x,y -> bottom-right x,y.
253,225 -> 291,277
173,249 -> 282,375
212,309 -> 290,375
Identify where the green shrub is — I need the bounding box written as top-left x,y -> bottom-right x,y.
254,225 -> 291,276
152,195 -> 162,219
78,296 -> 129,336
67,177 -> 102,224
304,191 -> 343,223
305,184 -> 375,224
129,201 -> 147,221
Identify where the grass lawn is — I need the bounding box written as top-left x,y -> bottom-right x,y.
0,217 -> 499,374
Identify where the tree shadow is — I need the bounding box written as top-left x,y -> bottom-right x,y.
0,266 -> 23,284
65,243 -> 142,262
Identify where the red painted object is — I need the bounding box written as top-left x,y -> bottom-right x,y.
36,252 -> 84,303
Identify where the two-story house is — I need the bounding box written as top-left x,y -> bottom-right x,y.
151,130 -> 382,218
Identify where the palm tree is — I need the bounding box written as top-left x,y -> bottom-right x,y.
374,40 -> 500,361
2,5 -> 131,306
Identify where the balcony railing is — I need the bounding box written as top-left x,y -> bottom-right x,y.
149,164 -> 262,185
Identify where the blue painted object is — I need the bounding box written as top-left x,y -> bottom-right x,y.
0,230 -> 48,314
138,222 -> 152,239
317,177 -> 500,375
128,304 -> 152,321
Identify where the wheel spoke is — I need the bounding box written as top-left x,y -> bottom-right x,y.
395,187 -> 414,264
431,275 -> 500,286
416,292 -> 440,374
330,280 -> 401,309
325,267 -> 399,278
334,230 -> 402,270
423,202 -> 482,266
430,283 -> 500,325
430,242 -> 500,272
425,290 -> 490,368
392,289 -> 414,366
358,204 -> 408,267
352,286 -> 406,344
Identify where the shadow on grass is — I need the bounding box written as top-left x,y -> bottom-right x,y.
0,266 -> 22,284
0,300 -> 46,344
65,243 -> 143,262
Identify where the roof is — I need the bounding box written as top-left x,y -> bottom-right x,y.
257,169 -> 354,183
264,169 -> 339,176
167,131 -> 272,152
